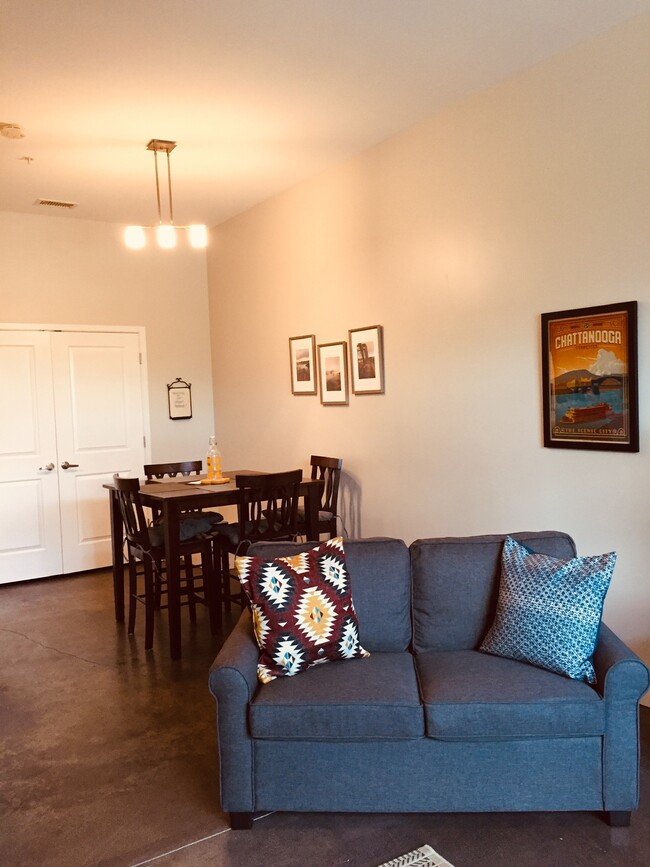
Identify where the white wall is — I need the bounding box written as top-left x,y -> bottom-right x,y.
0,211 -> 215,463
207,17 -> 650,690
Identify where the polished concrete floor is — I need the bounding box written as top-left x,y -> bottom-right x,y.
1,568 -> 648,867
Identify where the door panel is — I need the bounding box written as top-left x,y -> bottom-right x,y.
52,332 -> 146,573
66,346 -> 131,450
0,328 -> 147,582
0,480 -> 48,548
0,332 -> 63,582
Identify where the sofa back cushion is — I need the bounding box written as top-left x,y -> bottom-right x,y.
410,532 -> 577,652
248,537 -> 411,652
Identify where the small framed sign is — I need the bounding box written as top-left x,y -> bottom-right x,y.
167,377 -> 193,420
289,334 -> 317,395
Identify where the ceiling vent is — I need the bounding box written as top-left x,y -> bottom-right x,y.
0,122 -> 25,139
35,198 -> 79,209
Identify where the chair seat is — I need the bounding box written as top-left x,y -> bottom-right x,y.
211,519 -> 271,547
130,528 -> 216,561
296,506 -> 334,524
148,512 -> 223,546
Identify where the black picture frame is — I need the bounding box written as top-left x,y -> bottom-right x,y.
167,377 -> 192,420
541,301 -> 638,452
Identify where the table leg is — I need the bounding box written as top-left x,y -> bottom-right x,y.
304,480 -> 322,542
163,501 -> 182,660
109,490 -> 125,622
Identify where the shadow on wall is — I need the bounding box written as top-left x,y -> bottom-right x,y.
338,472 -> 361,539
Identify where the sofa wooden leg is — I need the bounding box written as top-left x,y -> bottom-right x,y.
606,810 -> 631,827
230,811 -> 253,830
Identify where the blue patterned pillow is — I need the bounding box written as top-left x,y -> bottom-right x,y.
480,536 -> 616,683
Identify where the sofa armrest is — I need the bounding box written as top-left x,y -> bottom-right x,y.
592,623 -> 650,701
209,607 -> 259,696
208,609 -> 260,812
592,622 -> 649,812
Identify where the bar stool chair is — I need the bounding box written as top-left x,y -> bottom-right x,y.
113,474 -> 221,650
211,469 -> 303,613
143,460 -> 224,524
143,460 -> 224,609
296,455 -> 343,539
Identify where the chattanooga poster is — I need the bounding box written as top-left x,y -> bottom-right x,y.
546,307 -> 632,446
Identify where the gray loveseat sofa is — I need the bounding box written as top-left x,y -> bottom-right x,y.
208,532 -> 649,829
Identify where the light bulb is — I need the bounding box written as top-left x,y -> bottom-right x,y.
189,224 -> 208,248
156,225 -> 176,249
124,226 -> 146,249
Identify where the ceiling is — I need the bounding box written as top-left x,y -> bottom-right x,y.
2,0 -> 649,228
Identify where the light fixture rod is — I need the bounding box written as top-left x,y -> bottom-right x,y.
166,149 -> 174,224
126,139 -> 206,249
147,139 -> 177,224
153,148 -> 163,224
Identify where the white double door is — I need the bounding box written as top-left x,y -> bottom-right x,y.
0,328 -> 148,583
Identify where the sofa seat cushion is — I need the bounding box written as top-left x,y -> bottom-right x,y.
250,652 -> 424,740
416,650 -> 605,740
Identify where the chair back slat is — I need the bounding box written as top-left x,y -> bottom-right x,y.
235,469 -> 302,545
113,474 -> 153,552
310,455 -> 342,514
144,461 -> 202,480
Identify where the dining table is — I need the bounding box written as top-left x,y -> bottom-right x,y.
105,470 -> 324,659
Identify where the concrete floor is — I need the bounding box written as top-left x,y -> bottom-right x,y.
1,568 -> 648,867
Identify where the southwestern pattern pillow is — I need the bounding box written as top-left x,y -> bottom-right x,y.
480,535 -> 616,683
235,537 -> 369,684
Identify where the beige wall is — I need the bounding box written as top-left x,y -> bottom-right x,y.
0,211 -> 215,463
207,17 -> 650,688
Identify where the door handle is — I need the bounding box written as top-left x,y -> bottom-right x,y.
61,461 -> 80,470
39,462 -> 55,471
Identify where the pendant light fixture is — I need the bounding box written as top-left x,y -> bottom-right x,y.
124,139 -> 207,250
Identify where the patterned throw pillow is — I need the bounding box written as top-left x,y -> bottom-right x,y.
480,536 -> 616,683
235,537 -> 370,684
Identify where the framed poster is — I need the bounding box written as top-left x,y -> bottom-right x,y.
349,325 -> 384,395
167,377 -> 192,420
318,341 -> 349,405
289,334 -> 317,395
541,301 -> 638,452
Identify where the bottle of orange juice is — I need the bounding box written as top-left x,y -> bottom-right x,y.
206,436 -> 222,480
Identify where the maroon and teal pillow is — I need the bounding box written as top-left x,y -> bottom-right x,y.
235,537 -> 369,684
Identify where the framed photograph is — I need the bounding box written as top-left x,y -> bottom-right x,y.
289,334 -> 317,395
318,341 -> 349,405
349,325 -> 384,395
167,377 -> 192,420
541,301 -> 638,452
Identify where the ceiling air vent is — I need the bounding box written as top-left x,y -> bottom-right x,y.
35,198 -> 79,209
